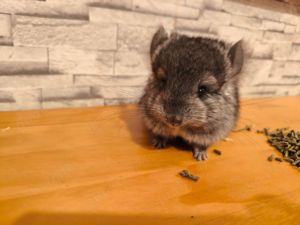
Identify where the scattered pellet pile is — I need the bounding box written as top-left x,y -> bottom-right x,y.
258,128 -> 300,168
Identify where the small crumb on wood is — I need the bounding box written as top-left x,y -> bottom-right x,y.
1,127 -> 10,131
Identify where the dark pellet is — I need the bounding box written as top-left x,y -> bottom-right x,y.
179,170 -> 199,181
267,155 -> 274,161
275,157 -> 282,162
213,149 -> 222,155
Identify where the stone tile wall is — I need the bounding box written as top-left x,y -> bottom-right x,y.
0,0 -> 299,111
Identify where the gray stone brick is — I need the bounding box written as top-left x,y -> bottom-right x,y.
74,75 -> 148,86
0,14 -> 11,38
0,46 -> 48,74
261,20 -> 284,32
132,0 -> 200,19
42,86 -> 91,101
14,16 -> 117,50
118,25 -> 156,52
91,86 -> 144,99
175,18 -> 210,32
231,15 -> 261,30
0,74 -> 72,88
263,31 -> 293,42
114,51 -> 151,75
89,7 -> 175,28
49,47 -> 114,75
42,98 -> 104,109
202,10 -> 231,25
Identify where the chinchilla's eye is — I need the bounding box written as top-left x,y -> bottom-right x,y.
197,85 -> 208,98
159,78 -> 167,88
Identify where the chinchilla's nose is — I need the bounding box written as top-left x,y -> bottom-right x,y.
166,114 -> 182,126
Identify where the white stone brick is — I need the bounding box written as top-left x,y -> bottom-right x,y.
289,44 -> 300,61
132,0 -> 200,19
217,26 -> 263,44
263,31 -> 293,42
89,7 -> 175,28
222,1 -> 282,21
240,59 -> 273,86
0,74 -> 72,88
279,13 -> 300,25
92,86 -> 144,99
0,90 -> 14,103
118,25 -> 156,52
204,0 -> 223,10
240,86 -> 278,98
104,98 -> 138,105
202,10 -> 231,25
272,43 -> 292,61
176,30 -> 218,39
292,34 -> 300,44
42,98 -> 104,109
114,51 -> 151,75
175,18 -> 210,32
284,24 -> 296,33
0,89 -> 41,111
0,14 -> 11,38
270,61 -> 300,78
74,75 -> 148,86
222,1 -> 257,17
0,0 -> 88,19
53,0 -> 133,10
231,15 -> 261,30
261,20 -> 284,32
163,0 -> 185,5
0,46 -> 48,74
185,0 -> 204,8
250,40 -> 273,59
14,16 -> 117,50
49,48 -> 114,74
42,86 -> 91,100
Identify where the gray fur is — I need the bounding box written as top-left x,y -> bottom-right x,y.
139,26 -> 244,161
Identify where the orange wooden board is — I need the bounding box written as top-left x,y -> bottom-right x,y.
0,96 -> 300,225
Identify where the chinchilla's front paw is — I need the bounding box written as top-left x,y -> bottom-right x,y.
193,147 -> 208,161
152,135 -> 168,149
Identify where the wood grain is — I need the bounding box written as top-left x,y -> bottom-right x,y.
0,96 -> 300,225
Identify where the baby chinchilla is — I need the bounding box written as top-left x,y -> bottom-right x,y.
139,26 -> 244,161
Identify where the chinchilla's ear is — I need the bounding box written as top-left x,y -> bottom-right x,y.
150,26 -> 168,61
228,40 -> 244,76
